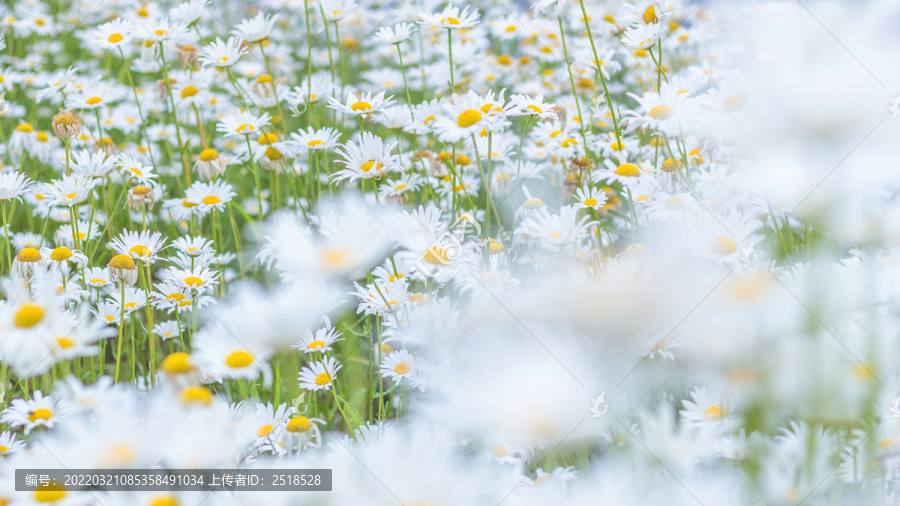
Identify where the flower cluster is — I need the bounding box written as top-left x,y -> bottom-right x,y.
0,0 -> 898,504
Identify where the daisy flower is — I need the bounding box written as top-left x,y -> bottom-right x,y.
621,22 -> 662,50
432,90 -> 498,143
591,158 -> 647,187
46,175 -> 94,208
328,90 -> 396,118
0,391 -> 66,434
320,0 -> 357,22
291,126 -> 341,152
164,265 -> 220,292
624,83 -> 695,134
172,235 -> 214,257
199,36 -> 248,67
379,349 -> 424,388
192,326 -> 273,382
232,12 -> 278,42
418,4 -> 481,30
216,108 -> 272,137
118,155 -> 159,185
184,180 -> 236,213
379,172 -> 422,199
508,94 -> 559,120
573,185 -> 608,210
66,82 -> 123,110
298,356 -> 342,391
680,386 -> 738,431
0,431 -> 25,456
110,230 -> 168,262
71,149 -> 119,179
291,324 -> 344,354
332,132 -> 402,183
0,171 -> 33,201
152,321 -> 184,341
140,17 -> 187,43
90,18 -> 135,50
374,22 -> 417,45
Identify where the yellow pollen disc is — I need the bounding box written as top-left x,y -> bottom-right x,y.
661,159 -> 678,172
64,192 -> 78,200
394,362 -> 410,374
51,247 -> 73,261
320,247 -> 350,270
642,6 -> 658,24
523,197 -> 544,209
218,56 -> 228,63
456,154 -> 471,165
86,96 -> 102,105
34,486 -> 67,503
166,293 -> 184,301
649,104 -> 675,120
360,160 -> 383,172
315,372 -> 331,385
561,137 -> 577,147
202,195 -> 221,205
132,185 -> 153,196
287,416 -> 312,432
307,139 -> 325,147
129,245 -> 151,258
853,363 -> 875,380
236,123 -> 255,133
549,231 -> 562,239
28,408 -> 53,422
704,405 -> 726,420
162,352 -> 194,374
226,350 -> 253,368
457,109 -> 483,128
107,252 -> 135,271
489,242 -> 504,254
17,247 -> 41,262
666,195 -> 685,209
722,95 -> 745,112
37,132 -> 49,142
16,123 -> 35,132
124,302 -> 137,310
184,276 -> 204,287
584,198 -> 598,207
332,10 -> 342,16
199,148 -> 219,161
424,114 -> 435,125
91,278 -> 105,285
307,340 -> 326,350
505,25 -> 516,32
148,495 -> 179,506
15,302 -> 46,328
257,74 -> 273,84
424,246 -> 451,265
180,85 -> 198,98
497,55 -> 512,65
394,184 -> 407,192
257,132 -> 279,145
709,236 -> 736,255
256,424 -> 274,437
526,105 -> 543,114
154,29 -> 167,36
57,337 -> 75,349
880,438 -> 900,448
615,163 -> 640,177
180,386 -> 212,405
491,445 -> 507,457
350,101 -> 372,111
441,17 -> 460,25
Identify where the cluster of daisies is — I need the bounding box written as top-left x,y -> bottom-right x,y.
1,0 -> 900,503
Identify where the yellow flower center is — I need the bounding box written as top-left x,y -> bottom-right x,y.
441,17 -> 460,25
179,386 -> 212,405
17,247 -> 41,262
360,160 -> 383,173
722,95 -> 745,112
34,485 -> 67,503
704,405 -> 726,420
424,246 -> 451,265
86,96 -> 102,105
28,408 -> 54,422
526,105 -> 542,114
202,195 -> 221,205
129,245 -> 151,258
643,6 -> 658,24
133,185 -> 152,196
50,247 -> 73,261
236,123 -> 255,133
307,139 -> 325,147
457,109 -> 483,128
106,32 -> 124,43
287,416 -> 312,433
350,101 -> 372,111
199,148 -> 218,161
184,276 -> 204,287
180,85 -> 198,98
162,352 -> 194,374
523,197 -> 544,209
649,104 -> 675,120
584,198 -> 597,207
148,495 -> 179,506
315,372 -> 331,385
15,303 -> 46,328
394,362 -> 410,375
615,163 -> 640,177
307,340 -> 326,350
491,445 -> 507,457
709,236 -> 736,255
257,132 -> 279,145
256,424 -> 274,437
226,350 -> 253,368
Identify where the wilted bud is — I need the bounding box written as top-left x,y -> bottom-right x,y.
128,184 -> 158,209
194,149 -> 227,180
155,77 -> 176,100
108,254 -> 138,286
52,111 -> 81,140
13,247 -> 47,280
176,44 -> 199,68
252,75 -> 278,108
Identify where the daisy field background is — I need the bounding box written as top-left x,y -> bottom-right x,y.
1,0 -> 900,504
